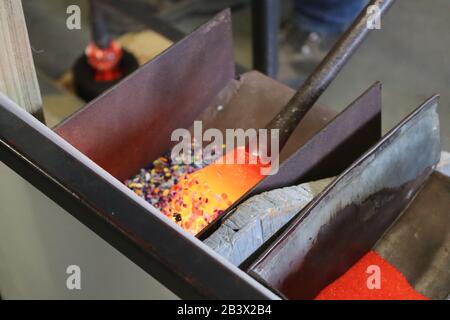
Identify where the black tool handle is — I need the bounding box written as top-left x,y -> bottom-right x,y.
90,0 -> 112,49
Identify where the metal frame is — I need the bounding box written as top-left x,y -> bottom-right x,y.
0,4 -> 393,299
252,0 -> 280,78
249,95 -> 441,299
0,93 -> 279,300
0,10 -> 277,299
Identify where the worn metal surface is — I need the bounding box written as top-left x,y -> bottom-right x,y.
0,93 -> 279,300
375,171 -> 450,300
55,10 -> 235,182
252,0 -> 280,78
198,82 -> 382,240
265,0 -> 395,149
248,95 -> 441,299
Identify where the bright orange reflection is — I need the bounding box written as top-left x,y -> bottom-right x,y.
161,147 -> 266,235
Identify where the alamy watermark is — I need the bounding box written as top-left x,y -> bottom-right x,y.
366,264 -> 381,290
66,265 -> 81,290
171,121 -> 280,176
66,5 -> 81,30
367,4 -> 382,30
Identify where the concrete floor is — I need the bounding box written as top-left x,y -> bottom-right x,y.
24,0 -> 449,149
318,0 -> 450,151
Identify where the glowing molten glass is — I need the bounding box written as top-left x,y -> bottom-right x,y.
161,147 -> 267,235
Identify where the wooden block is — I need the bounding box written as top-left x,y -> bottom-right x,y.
0,0 -> 42,117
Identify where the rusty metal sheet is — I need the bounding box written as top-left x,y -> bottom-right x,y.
375,171 -> 450,300
198,82 -> 382,240
54,10 -> 235,181
248,95 -> 441,299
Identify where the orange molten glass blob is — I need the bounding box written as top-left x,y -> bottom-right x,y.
161,147 -> 267,235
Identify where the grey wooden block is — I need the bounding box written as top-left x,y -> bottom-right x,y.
204,178 -> 332,266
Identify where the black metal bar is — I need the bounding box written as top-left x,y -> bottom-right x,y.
265,0 -> 395,150
252,0 -> 280,78
90,0 -> 112,49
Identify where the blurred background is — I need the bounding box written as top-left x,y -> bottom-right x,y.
23,0 -> 450,149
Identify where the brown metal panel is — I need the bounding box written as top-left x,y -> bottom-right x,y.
248,95 -> 441,299
54,10 -> 235,181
